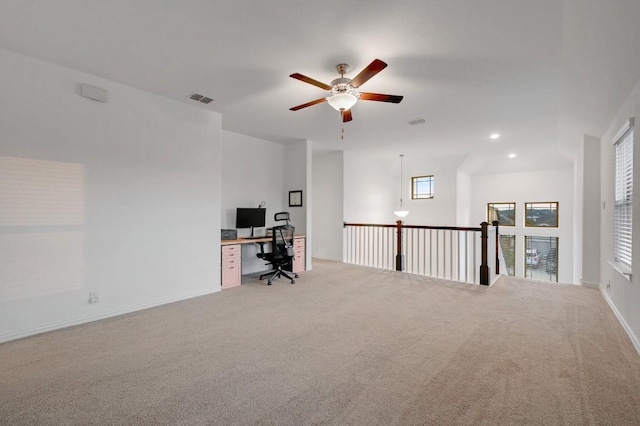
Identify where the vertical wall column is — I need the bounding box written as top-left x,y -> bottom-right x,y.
286,140 -> 313,270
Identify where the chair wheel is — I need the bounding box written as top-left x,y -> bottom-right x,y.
267,281 -> 272,285
290,280 -> 295,284
294,274 -> 299,278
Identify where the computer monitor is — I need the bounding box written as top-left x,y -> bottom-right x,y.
236,208 -> 266,237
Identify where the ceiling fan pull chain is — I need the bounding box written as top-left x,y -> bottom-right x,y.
341,126 -> 344,140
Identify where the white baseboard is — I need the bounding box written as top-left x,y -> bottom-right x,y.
600,287 -> 640,355
581,279 -> 600,288
0,287 -> 220,344
312,255 -> 342,262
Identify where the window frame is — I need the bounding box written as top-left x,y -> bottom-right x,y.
411,175 -> 434,200
524,202 -> 559,228
487,202 -> 516,227
524,235 -> 559,282
613,118 -> 634,273
499,234 -> 516,276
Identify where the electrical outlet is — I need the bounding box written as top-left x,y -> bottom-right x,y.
606,280 -> 611,289
89,291 -> 99,304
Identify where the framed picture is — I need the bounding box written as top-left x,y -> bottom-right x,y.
289,190 -> 303,207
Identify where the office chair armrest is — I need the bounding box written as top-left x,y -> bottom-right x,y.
256,241 -> 267,259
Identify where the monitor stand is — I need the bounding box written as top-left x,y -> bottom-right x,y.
246,226 -> 263,239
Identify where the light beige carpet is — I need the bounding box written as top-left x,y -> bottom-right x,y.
2,259 -> 640,425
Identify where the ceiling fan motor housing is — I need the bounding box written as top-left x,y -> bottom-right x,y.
330,77 -> 356,96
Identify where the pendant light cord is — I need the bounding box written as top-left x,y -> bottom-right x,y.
399,154 -> 404,208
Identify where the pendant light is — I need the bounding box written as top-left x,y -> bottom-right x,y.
394,154 -> 409,218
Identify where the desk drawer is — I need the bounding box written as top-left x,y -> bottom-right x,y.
221,245 -> 241,289
292,237 -> 305,273
221,265 -> 241,289
222,245 -> 240,260
222,256 -> 241,267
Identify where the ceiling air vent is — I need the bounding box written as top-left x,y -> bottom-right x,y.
408,117 -> 426,126
189,93 -> 214,104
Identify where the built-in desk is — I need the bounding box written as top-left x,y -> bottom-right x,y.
220,235 -> 305,289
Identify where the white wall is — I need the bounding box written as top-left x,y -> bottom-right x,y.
0,49 -> 222,342
344,152 -> 464,226
312,151 -> 344,261
286,141 -> 312,270
574,135 -> 601,286
470,168 -> 575,284
456,170 -> 472,227
343,152 -> 394,224
220,130 -> 286,274
221,130 -> 286,230
599,79 -> 640,351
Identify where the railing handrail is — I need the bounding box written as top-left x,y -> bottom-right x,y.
343,222 -> 397,228
343,220 -> 499,286
344,222 -> 482,232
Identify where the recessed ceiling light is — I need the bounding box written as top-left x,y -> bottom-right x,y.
508,153 -> 516,159
490,133 -> 500,140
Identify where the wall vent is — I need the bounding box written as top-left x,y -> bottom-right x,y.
80,84 -> 108,102
408,117 -> 426,126
189,93 -> 213,104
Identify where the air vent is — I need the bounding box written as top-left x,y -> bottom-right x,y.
408,118 -> 426,126
189,93 -> 214,104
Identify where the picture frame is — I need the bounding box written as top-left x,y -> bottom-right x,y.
289,190 -> 303,207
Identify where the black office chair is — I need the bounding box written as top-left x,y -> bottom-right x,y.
257,213 -> 298,285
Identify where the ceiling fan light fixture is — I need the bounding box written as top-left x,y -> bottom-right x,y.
326,93 -> 358,111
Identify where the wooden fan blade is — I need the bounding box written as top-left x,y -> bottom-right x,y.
289,97 -> 327,111
350,59 -> 388,88
342,109 -> 353,123
289,73 -> 332,91
359,92 -> 404,103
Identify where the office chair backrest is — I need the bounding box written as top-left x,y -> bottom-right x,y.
274,212 -> 290,224
271,224 -> 295,259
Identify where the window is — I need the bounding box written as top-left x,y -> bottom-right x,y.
525,202 -> 558,227
499,235 -> 515,276
524,236 -> 558,282
488,203 -> 515,226
614,119 -> 634,268
412,175 -> 434,199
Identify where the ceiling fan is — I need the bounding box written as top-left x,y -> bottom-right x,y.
289,59 -> 403,123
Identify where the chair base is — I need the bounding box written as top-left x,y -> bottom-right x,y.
259,267 -> 298,285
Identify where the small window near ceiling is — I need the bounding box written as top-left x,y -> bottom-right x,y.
412,175 -> 434,199
488,203 -> 515,226
525,202 -> 558,227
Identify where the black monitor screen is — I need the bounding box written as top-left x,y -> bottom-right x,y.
236,208 -> 266,229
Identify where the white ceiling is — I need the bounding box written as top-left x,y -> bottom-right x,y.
2,0 -> 640,174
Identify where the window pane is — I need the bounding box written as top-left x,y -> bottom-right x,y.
614,125 -> 633,267
488,203 -> 515,226
412,175 -> 434,199
525,202 -> 558,227
524,236 -> 558,282
499,234 -> 515,276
